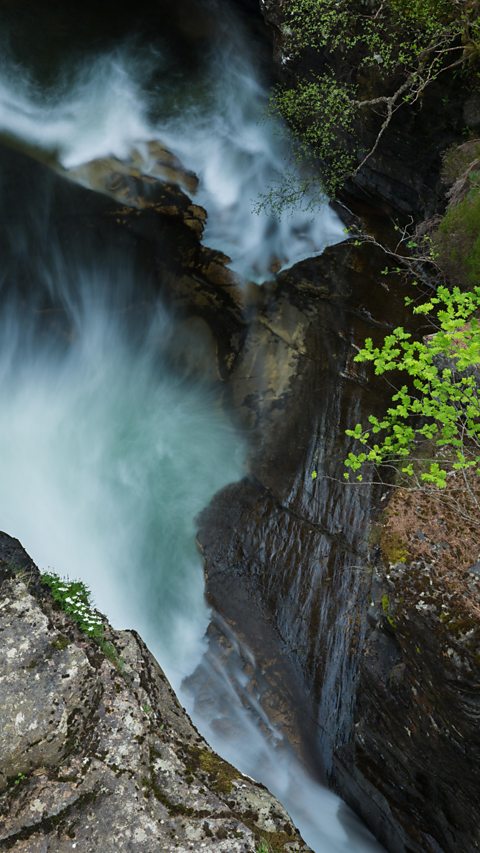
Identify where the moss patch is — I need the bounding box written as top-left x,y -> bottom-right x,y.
441,140 -> 480,184
253,829 -> 297,852
381,594 -> 397,630
51,635 -> 71,651
380,529 -> 409,565
183,745 -> 240,795
435,187 -> 480,285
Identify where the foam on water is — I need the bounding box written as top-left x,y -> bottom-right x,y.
153,7 -> 344,279
0,48 -> 153,167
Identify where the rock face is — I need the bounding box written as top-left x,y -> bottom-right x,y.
196,239 -> 406,772
195,216 -> 480,851
335,481 -> 480,853
0,533 -> 310,852
0,138 -> 245,376
212,4 -> 480,850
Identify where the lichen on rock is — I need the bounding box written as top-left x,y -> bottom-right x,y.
0,533 -> 310,852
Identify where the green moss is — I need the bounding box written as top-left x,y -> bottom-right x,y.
380,531 -> 409,565
185,746 -> 239,795
254,830 -> 296,852
9,772 -> 27,788
148,745 -> 297,850
97,638 -> 124,671
52,635 -> 70,651
436,188 -> 480,286
442,142 -> 480,184
381,594 -> 398,630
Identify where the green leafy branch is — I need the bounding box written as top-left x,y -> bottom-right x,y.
344,284 -> 480,487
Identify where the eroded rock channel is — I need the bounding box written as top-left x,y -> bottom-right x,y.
1,1 -> 479,852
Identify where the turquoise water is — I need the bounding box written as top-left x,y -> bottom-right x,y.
0,249 -> 245,690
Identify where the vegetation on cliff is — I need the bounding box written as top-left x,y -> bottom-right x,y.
344,284 -> 480,487
273,0 -> 480,193
270,0 -> 480,495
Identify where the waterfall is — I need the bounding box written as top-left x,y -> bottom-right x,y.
0,1 -> 381,850
0,0 -> 343,281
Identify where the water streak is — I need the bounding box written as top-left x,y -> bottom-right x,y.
0,242 -> 245,689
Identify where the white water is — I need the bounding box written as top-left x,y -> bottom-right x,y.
0,4 -> 343,280
154,7 -> 344,280
0,249 -> 244,689
0,3 -> 381,851
0,47 -> 153,167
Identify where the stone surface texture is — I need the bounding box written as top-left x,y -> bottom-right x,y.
0,533 -> 310,852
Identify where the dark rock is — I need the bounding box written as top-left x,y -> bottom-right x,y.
337,555 -> 480,853
464,92 -> 480,129
198,239 -> 407,777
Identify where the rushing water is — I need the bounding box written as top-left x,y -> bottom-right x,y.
0,0 -> 343,280
0,1 -> 381,850
0,243 -> 244,690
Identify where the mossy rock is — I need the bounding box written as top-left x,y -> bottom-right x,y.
380,530 -> 409,565
183,745 -> 240,795
441,140 -> 480,184
435,186 -> 480,286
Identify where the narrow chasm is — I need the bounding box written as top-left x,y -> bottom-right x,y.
1,1 -> 479,852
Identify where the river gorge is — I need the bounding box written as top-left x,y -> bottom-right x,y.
1,2 -> 479,852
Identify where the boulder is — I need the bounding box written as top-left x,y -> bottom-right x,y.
0,533 -> 310,852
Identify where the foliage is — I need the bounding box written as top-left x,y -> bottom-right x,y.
41,572 -> 104,638
272,0 -> 480,195
435,186 -> 480,286
344,284 -> 480,487
283,0 -> 459,65
41,571 -> 125,669
272,74 -> 357,194
41,572 -> 126,668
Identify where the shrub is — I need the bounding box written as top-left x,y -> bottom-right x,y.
272,0 -> 480,196
41,573 -> 104,638
344,284 -> 480,487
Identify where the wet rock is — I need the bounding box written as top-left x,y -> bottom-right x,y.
197,239 -> 406,773
64,144 -> 205,238
334,480 -> 480,853
0,534 -> 310,852
0,139 -> 245,378
464,91 -> 480,129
